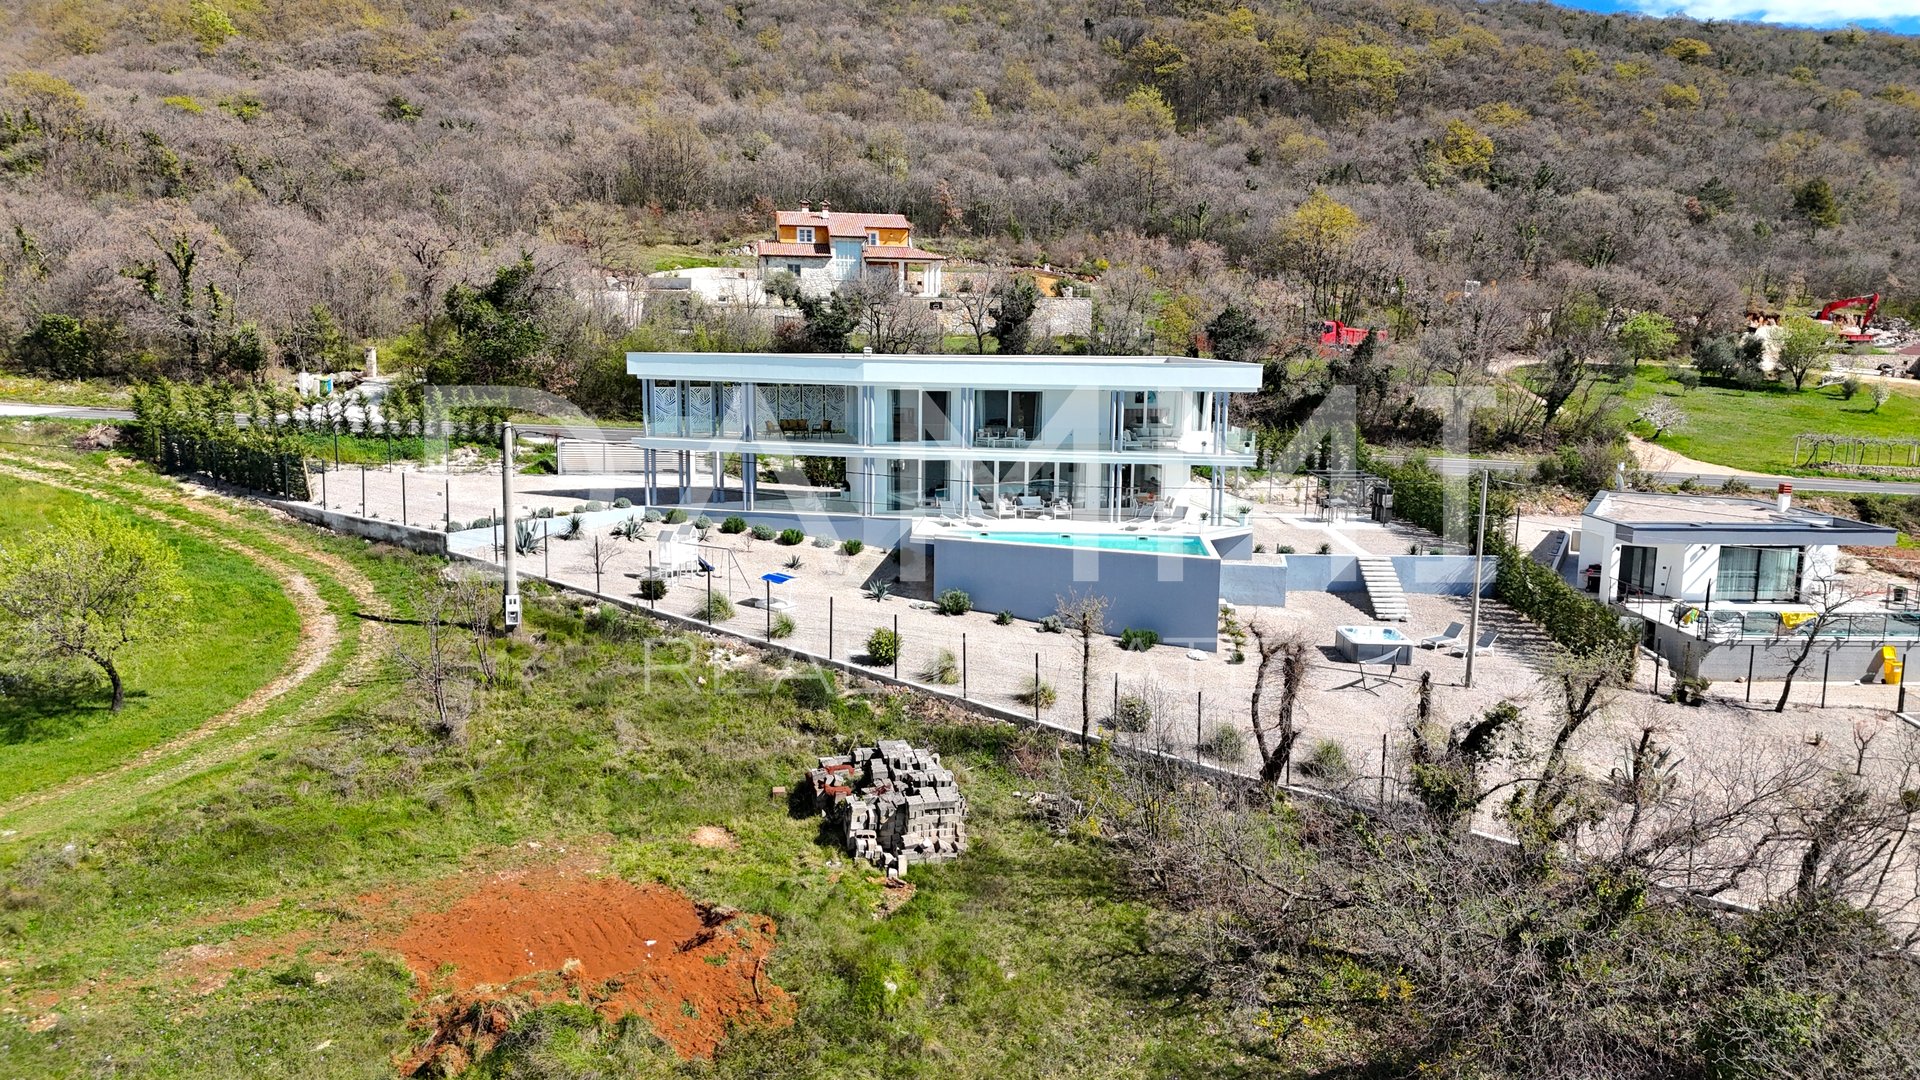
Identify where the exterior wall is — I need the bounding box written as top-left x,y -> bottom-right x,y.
1579,517 -> 1617,598
1651,624 -> 1912,684
275,500 -> 449,556
1653,543 -> 1717,602
928,536 -> 1223,650
1218,555 -> 1497,607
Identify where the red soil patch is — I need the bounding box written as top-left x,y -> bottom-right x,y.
387,871 -> 790,1073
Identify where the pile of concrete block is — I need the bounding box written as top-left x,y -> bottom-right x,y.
806,740 -> 967,873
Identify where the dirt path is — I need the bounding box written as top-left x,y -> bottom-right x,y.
0,451 -> 390,830
1628,435 -> 1766,477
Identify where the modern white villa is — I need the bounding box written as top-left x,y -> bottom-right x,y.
1577,487 -> 1895,606
610,350 -> 1265,647
619,350 -> 1263,525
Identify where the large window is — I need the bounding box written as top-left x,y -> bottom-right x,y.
975,390 -> 1040,440
1715,546 -> 1801,603
1617,545 -> 1656,599
887,390 -> 952,444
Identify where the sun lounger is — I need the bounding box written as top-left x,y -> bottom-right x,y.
1421,622 -> 1466,650
1450,630 -> 1498,657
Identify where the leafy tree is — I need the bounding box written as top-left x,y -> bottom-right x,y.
433,253 -> 548,385
1775,315 -> 1835,390
990,274 -> 1041,354
1204,304 -> 1266,363
1664,37 -> 1713,62
13,313 -> 111,378
1618,311 -> 1678,362
1792,177 -> 1841,239
284,304 -> 354,372
1435,119 -> 1494,180
767,275 -> 859,353
0,507 -> 187,711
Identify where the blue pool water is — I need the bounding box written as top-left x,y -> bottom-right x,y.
968,530 -> 1211,556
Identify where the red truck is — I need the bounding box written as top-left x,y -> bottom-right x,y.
1317,320 -> 1389,348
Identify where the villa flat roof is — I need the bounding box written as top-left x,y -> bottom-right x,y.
1583,490 -> 1897,547
626,351 -> 1264,393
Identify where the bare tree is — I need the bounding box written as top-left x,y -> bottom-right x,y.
1248,622 -> 1309,785
394,579 -> 475,744
845,273 -> 936,353
1772,575 -> 1864,713
1054,591 -> 1111,757
950,266 -> 1005,354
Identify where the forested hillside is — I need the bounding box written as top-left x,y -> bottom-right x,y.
1,0 -> 1918,397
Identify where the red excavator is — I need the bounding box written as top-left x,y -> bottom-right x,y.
1813,294 -> 1879,344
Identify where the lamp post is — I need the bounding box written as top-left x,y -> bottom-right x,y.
501,421 -> 519,631
1465,470 -> 1487,689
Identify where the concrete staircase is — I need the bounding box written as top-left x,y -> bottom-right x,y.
1356,556 -> 1409,622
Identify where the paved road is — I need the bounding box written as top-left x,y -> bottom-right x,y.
1375,451 -> 1920,497
0,402 -> 134,422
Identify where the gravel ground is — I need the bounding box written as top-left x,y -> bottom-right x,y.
307,464 -> 1913,785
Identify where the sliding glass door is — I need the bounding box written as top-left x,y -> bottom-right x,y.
1714,546 -> 1801,603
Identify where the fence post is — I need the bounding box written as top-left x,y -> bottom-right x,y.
1747,646 -> 1756,701
1034,653 -> 1041,724
892,614 -> 899,681
360,465 -> 366,517
1113,672 -> 1119,722
961,633 -> 967,700
1195,691 -> 1203,766
1900,649 -> 1909,713
444,476 -> 450,532
1379,732 -> 1389,807
319,461 -> 327,507
401,471 -> 408,525
828,597 -> 834,661
594,536 -> 602,594
1821,652 -> 1830,708
648,552 -> 655,611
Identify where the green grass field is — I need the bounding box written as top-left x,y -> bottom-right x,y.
0,373 -> 133,409
0,474 -> 301,801
0,449 -> 1267,1078
1611,364 -> 1920,474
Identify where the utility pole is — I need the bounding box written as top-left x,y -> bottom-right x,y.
501,421 -> 520,631
1465,469 -> 1487,689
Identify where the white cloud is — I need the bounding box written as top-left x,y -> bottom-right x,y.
1632,0 -> 1919,28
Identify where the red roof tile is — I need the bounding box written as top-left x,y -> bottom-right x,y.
755,240 -> 826,257
773,210 -> 914,234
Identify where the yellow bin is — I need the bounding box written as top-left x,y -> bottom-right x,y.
1885,647 -> 1904,686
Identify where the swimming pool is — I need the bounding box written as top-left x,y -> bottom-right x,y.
966,530 -> 1211,556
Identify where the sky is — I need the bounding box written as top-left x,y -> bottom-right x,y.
1555,0 -> 1920,35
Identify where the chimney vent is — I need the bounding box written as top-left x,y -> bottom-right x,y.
798,200 -> 810,212
1776,482 -> 1793,513
819,199 -> 830,215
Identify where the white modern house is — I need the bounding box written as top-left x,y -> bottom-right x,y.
1577,488 -> 1895,606
620,351 -> 1263,524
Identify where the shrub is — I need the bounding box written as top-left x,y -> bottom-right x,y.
1118,627 -> 1160,652
635,576 -> 669,601
586,500 -> 606,511
446,519 -> 465,532
560,513 -> 583,539
1299,738 -> 1354,781
1316,542 -> 1332,554
812,536 -> 835,548
789,671 -> 838,709
919,648 -> 960,685
769,612 -> 796,640
695,590 -> 735,621
693,514 -> 712,529
664,508 -> 688,524
536,506 -> 555,519
1254,543 -> 1267,553
644,508 -> 664,523
995,609 -> 1014,626
750,524 -> 777,541
571,504 -> 586,514
720,515 -> 748,534
1017,678 -> 1057,708
864,627 -> 901,666
777,527 -> 806,546
1492,545 -> 1639,674
1039,615 -> 1062,633
613,497 -> 631,509
1109,693 -> 1152,733
1839,375 -> 1862,400
1674,675 -> 1711,706
1277,545 -> 1296,554
1198,724 -> 1247,764
1671,367 -> 1701,392
936,589 -> 972,615
840,538 -> 865,556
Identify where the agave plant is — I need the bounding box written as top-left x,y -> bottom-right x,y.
514,519 -> 543,555
560,513 -> 584,540
865,579 -> 894,602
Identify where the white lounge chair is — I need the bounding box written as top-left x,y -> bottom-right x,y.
1421,622 -> 1466,650
1450,630 -> 1498,657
